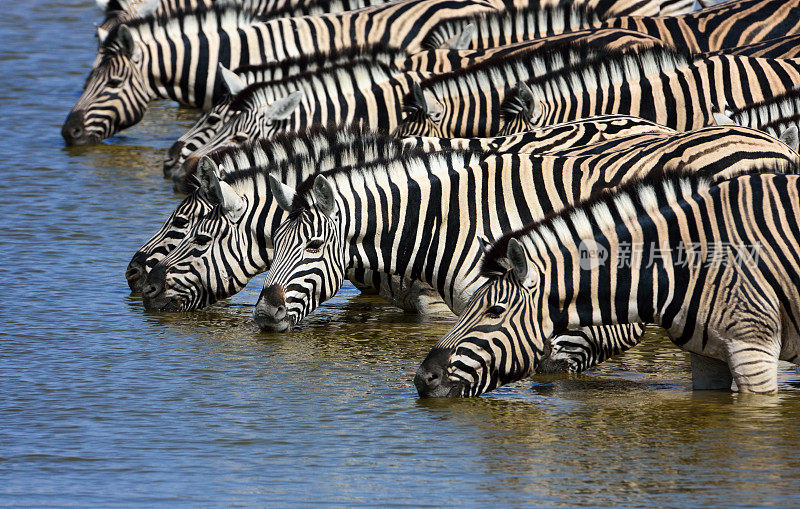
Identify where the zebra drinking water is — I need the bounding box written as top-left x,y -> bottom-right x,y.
415,169 -> 800,396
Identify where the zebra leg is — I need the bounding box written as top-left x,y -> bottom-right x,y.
717,278 -> 781,393
724,338 -> 781,394
690,353 -> 733,390
377,274 -> 451,315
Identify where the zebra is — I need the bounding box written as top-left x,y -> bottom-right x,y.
415,169 -> 800,397
716,88 -> 800,143
95,0 -> 395,48
170,28 -> 666,181
394,44 -> 689,138
64,0 -> 498,145
173,68 -> 430,191
420,0 -> 599,50
402,114 -> 676,154
584,0 -> 698,17
163,45 -> 408,177
254,124 -> 799,332
139,127 -> 451,312
129,124 -> 402,292
700,34 -> 800,59
497,53 -> 800,136
423,0 -> 800,54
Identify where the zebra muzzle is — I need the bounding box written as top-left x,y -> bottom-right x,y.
414,348 -> 463,398
254,283 -> 292,332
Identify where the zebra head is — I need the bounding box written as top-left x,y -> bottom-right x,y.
126,190 -> 214,293
63,24 -> 151,146
498,81 -> 545,136
164,65 -> 247,180
415,238 -> 543,397
393,82 -> 446,137
181,89 -> 304,178
255,174 -> 346,332
142,159 -> 254,311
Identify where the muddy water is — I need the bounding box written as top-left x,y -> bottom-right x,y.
2,0 -> 800,505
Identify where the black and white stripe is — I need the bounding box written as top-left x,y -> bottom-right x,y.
417,169 -> 800,396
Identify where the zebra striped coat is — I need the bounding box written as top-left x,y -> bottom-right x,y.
395,44 -> 689,138
139,129 -> 440,312
416,170 -> 800,396
402,114 -> 676,154
130,125 -> 405,293
426,0 -> 800,54
255,125 -> 799,329
64,0 -> 498,145
163,45 -> 408,178
169,28 -> 665,181
498,54 -> 800,136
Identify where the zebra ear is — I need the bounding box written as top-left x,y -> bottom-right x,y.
516,81 -> 541,123
96,26 -> 109,44
197,157 -> 219,195
215,180 -> 245,217
441,23 -> 475,50
218,64 -> 246,95
779,125 -> 800,151
423,90 -> 444,122
507,238 -> 529,284
712,111 -> 737,126
478,236 -> 492,255
412,81 -> 427,114
269,174 -> 297,212
264,91 -> 304,122
116,25 -> 139,61
312,175 -> 336,217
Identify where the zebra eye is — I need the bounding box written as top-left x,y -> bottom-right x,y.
196,234 -> 212,245
207,115 -> 221,126
486,305 -> 505,318
172,216 -> 189,228
305,238 -> 324,253
107,78 -> 122,88
231,133 -> 248,144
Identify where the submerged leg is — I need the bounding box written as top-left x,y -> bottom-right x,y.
726,342 -> 780,394
690,353 -> 733,390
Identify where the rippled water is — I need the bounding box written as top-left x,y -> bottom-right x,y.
3,1 -> 800,505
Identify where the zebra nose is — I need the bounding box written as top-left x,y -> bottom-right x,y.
414,348 -> 458,397
143,265 -> 167,299
62,110 -> 87,145
125,251 -> 150,292
255,283 -> 290,331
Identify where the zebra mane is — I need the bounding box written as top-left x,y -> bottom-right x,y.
290,149 -> 482,210
228,61 -> 395,111
420,1 -> 599,51
100,4 -> 255,51
500,44 -> 690,119
232,44 -> 405,79
479,165 -> 780,275
730,87 -> 800,131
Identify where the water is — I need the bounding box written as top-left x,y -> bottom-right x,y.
3,1 -> 800,505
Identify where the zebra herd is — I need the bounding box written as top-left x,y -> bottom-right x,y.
66,0 -> 800,397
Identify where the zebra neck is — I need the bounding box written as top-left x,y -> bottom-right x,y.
336,152 -> 478,309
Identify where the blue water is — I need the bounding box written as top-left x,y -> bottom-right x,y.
3,0 -> 800,506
